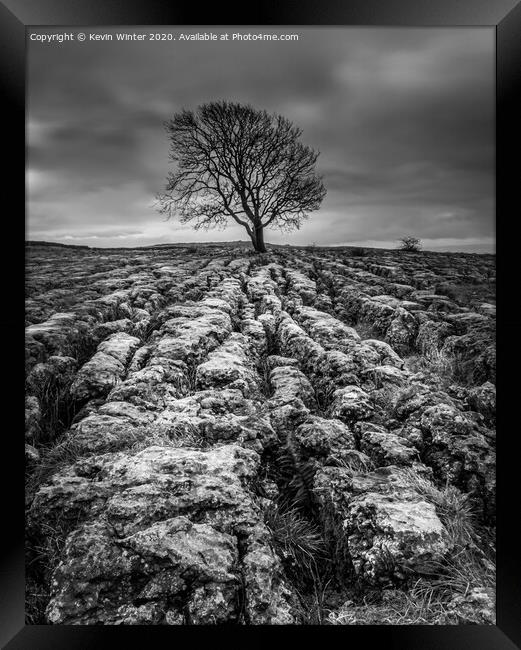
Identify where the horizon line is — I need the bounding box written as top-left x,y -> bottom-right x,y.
25,239 -> 495,255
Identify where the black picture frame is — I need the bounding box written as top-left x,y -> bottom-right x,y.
3,0 -> 520,647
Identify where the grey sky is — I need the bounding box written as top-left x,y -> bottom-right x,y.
27,27 -> 495,251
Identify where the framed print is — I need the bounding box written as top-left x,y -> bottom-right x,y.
2,0 -> 520,647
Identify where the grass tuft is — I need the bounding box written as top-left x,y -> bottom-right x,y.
265,504 -> 325,570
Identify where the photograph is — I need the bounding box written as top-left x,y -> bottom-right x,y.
0,0 -> 516,642
23,24 -> 500,628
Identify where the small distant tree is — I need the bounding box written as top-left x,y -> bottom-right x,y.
156,101 -> 326,253
399,236 -> 422,252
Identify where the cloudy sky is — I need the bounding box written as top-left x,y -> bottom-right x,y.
27,27 -> 495,251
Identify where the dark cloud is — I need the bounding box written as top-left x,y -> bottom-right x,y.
27,27 -> 494,251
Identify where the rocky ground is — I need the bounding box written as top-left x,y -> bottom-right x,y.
25,242 -> 496,625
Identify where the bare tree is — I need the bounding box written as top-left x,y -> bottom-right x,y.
399,236 -> 422,252
156,101 -> 326,253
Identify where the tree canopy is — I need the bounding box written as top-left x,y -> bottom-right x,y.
156,101 -> 326,252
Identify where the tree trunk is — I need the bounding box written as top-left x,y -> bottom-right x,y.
250,225 -> 267,253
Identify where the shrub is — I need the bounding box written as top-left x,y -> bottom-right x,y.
257,358 -> 272,398
329,474 -> 495,625
28,436 -> 87,490
328,582 -> 457,625
67,328 -> 98,366
332,449 -> 374,474
265,504 -> 334,624
402,470 -> 494,599
313,378 -> 337,416
27,374 -> 79,446
26,520 -> 69,624
265,505 -> 325,570
398,236 -> 422,252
